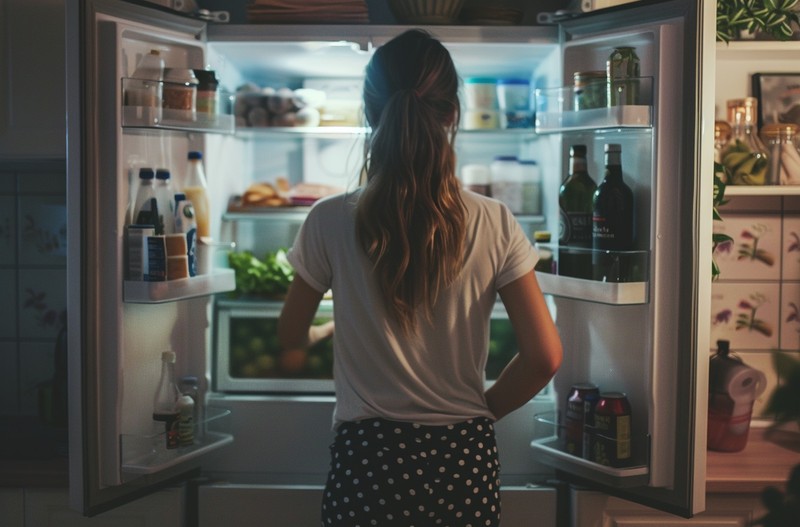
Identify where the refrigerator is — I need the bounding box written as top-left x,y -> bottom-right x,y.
66,0 -> 715,521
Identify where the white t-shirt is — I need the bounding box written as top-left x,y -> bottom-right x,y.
287,188 -> 537,429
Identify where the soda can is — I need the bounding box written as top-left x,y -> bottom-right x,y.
581,389 -> 601,459
607,47 -> 640,106
564,383 -> 600,456
591,392 -> 632,467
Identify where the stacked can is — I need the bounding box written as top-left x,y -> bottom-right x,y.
564,383 -> 600,456
591,392 -> 632,467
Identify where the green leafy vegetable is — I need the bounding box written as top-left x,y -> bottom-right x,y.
228,248 -> 295,298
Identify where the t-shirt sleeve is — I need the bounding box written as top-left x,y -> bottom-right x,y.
496,204 -> 539,289
286,204 -> 332,293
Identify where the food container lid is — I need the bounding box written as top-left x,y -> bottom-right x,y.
465,77 -> 497,84
492,155 -> 518,162
193,69 -> 218,89
497,78 -> 530,86
760,122 -> 799,137
164,68 -> 199,86
534,231 -> 551,242
138,167 -> 155,179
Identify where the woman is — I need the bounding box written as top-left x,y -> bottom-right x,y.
278,29 -> 562,527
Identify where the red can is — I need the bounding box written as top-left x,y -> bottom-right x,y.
581,389 -> 601,459
564,383 -> 599,456
591,392 -> 632,467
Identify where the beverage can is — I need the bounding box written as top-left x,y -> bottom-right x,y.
607,47 -> 640,106
581,389 -> 601,459
591,392 -> 632,467
564,383 -> 600,456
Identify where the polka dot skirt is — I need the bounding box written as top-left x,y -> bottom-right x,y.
321,417 -> 501,526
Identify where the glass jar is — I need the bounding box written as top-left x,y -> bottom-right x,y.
714,120 -> 732,164
573,71 -> 607,111
761,122 -> 800,185
720,98 -> 769,185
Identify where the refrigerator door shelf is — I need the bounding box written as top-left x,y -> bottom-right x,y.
121,407 -> 233,477
536,273 -> 647,305
530,437 -> 649,488
535,105 -> 652,134
124,268 -> 235,303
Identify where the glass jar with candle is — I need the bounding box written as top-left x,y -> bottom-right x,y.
720,98 -> 769,185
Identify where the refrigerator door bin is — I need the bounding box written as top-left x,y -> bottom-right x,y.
121,78 -> 235,134
534,77 -> 654,133
123,268 -> 236,303
530,412 -> 650,488
121,407 -> 233,478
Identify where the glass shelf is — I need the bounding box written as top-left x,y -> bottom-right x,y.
124,269 -> 236,304
530,412 -> 650,488
121,407 -> 233,477
222,208 -> 311,222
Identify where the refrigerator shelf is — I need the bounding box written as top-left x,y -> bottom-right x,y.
534,105 -> 652,134
121,407 -> 233,476
122,105 -> 235,134
124,269 -> 236,304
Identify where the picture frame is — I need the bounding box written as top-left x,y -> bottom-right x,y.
752,73 -> 800,131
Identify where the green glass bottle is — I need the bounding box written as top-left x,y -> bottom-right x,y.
592,143 -> 634,282
558,145 -> 596,279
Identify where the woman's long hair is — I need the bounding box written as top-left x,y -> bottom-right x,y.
357,29 -> 466,335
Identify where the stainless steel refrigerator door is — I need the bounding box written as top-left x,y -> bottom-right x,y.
66,0 -> 232,516
529,0 -> 715,517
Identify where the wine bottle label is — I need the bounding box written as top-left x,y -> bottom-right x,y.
560,208 -> 592,247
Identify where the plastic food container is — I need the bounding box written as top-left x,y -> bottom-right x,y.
464,77 -> 498,109
497,78 -> 532,128
460,164 -> 491,196
490,155 -> 523,213
463,109 -> 499,130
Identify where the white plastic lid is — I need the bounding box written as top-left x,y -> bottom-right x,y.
164,68 -> 198,86
461,164 -> 491,185
162,350 -> 176,363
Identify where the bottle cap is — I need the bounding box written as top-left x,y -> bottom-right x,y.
188,151 -> 203,160
193,69 -> 218,90
534,231 -> 551,242
162,350 -> 176,363
174,192 -> 187,203
139,168 -> 155,179
570,145 -> 587,157
163,68 -> 198,86
156,169 -> 171,180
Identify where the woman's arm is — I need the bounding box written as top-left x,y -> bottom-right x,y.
277,275 -> 334,351
485,270 -> 563,421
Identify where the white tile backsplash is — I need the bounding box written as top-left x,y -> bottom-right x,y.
18,196 -> 66,265
711,282 -> 781,350
17,269 -> 66,340
780,282 -> 800,351
713,214 -> 783,281
782,214 -> 800,281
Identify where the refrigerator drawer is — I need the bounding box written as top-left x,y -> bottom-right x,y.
213,298 -> 526,393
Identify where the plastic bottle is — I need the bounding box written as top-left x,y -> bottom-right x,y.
177,394 -> 195,447
558,145 -> 596,279
125,50 -> 165,123
153,350 -> 181,450
721,97 -> 769,185
184,151 -> 211,240
592,144 -> 635,282
154,169 -> 175,235
132,168 -> 161,233
179,375 -> 205,441
174,193 -> 198,277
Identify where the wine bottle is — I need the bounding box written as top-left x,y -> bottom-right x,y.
592,144 -> 634,282
558,145 -> 596,279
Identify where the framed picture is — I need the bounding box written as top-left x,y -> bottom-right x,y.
752,73 -> 800,131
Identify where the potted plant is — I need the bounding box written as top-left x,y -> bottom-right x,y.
716,0 -> 800,42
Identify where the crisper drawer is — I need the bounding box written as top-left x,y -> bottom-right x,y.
214,298 -> 522,393
214,298 -> 335,392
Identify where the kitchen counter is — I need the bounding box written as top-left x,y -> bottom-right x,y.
706,423 -> 800,494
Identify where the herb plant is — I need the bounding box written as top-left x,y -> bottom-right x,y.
716,0 -> 800,42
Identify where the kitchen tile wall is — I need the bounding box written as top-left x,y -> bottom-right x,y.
711,194 -> 800,417
0,162 -> 66,417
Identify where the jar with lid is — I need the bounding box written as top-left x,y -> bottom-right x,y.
193,69 -> 219,115
163,68 -> 199,120
761,122 -> 800,185
533,231 -> 554,273
720,98 -> 769,185
573,71 -> 607,110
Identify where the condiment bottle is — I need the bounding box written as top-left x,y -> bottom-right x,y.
154,168 -> 175,235
179,375 -> 205,441
761,122 -> 800,185
153,351 -> 181,450
721,98 -> 769,185
194,69 -> 219,115
533,231 -> 554,273
592,143 -> 634,282
132,168 -> 161,232
183,151 -> 211,241
559,145 -> 596,279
